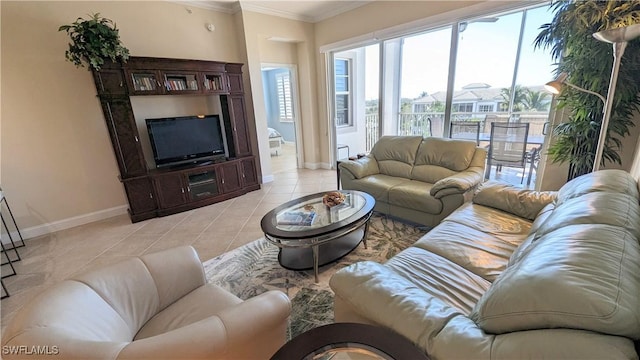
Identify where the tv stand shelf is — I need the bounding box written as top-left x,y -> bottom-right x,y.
92,57 -> 259,222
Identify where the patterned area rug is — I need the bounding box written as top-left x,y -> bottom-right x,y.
204,214 -> 427,339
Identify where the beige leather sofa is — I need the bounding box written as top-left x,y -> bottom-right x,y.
339,136 -> 486,227
330,169 -> 640,359
2,246 -> 291,360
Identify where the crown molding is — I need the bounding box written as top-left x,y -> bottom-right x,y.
169,1 -> 238,14
240,1 -> 371,23
239,2 -> 315,22
169,1 -> 371,23
313,1 -> 371,23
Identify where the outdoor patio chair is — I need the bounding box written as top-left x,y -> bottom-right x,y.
449,121 -> 481,145
485,122 -> 530,182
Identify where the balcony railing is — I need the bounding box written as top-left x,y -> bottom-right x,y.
362,111 -> 549,152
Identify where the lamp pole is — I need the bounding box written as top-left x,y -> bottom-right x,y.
592,41 -> 626,172
591,24 -> 640,172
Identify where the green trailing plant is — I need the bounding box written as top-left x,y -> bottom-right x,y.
59,13 -> 130,71
535,0 -> 640,179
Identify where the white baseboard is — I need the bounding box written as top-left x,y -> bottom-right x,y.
1,205 -> 128,242
261,174 -> 275,183
304,162 -> 332,170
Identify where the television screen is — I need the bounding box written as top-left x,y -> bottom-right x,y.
146,114 -> 226,168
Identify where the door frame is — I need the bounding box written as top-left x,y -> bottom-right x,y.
260,63 -> 303,169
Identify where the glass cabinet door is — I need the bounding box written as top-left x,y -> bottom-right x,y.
202,72 -> 227,94
127,70 -> 163,95
163,71 -> 200,94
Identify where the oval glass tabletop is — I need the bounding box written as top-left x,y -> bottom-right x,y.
261,190 -> 375,240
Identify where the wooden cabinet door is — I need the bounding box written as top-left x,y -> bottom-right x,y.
123,177 -> 157,214
220,161 -> 242,193
225,95 -> 252,157
93,69 -> 127,95
225,63 -> 244,94
154,173 -> 188,208
101,100 -> 147,177
226,73 -> 243,94
240,157 -> 259,188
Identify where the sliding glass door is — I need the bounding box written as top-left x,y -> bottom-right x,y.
329,3 -> 555,187
398,26 -> 452,138
333,44 -> 380,159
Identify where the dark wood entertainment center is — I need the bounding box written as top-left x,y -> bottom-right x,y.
92,56 -> 260,222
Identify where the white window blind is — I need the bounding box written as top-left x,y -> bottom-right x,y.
276,72 -> 294,122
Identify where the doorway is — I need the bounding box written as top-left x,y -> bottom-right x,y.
261,64 -> 301,173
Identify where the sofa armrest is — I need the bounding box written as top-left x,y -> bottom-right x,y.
330,261 -> 463,352
473,181 -> 557,220
430,167 -> 484,199
117,290 -> 291,359
339,156 -> 379,180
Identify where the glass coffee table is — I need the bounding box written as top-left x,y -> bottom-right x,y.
260,190 -> 375,282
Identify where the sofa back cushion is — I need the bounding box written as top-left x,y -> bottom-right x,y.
412,138 -> 478,183
3,281 -> 132,358
72,257 -> 160,334
471,170 -> 640,338
471,224 -> 640,337
370,136 -> 423,178
557,169 -> 639,204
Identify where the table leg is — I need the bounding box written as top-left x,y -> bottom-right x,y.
362,221 -> 370,250
336,161 -> 341,190
312,245 -> 319,283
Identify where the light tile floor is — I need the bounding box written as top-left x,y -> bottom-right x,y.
1,166 -> 338,336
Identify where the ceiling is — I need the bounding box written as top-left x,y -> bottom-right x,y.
181,0 -> 371,23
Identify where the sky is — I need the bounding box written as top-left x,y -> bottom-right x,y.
364,4 -> 556,100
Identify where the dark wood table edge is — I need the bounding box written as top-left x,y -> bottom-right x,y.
270,322 -> 430,360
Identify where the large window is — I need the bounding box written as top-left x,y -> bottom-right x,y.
276,72 -> 294,122
398,26 -> 452,138
452,103 -> 474,112
329,3 -> 555,177
335,58 -> 352,127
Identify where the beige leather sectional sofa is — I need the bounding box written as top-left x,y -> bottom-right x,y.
339,136 -> 486,227
331,169 -> 640,359
2,246 -> 291,359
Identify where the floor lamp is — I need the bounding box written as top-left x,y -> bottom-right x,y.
545,23 -> 640,172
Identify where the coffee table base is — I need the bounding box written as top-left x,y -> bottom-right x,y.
277,226 -> 365,273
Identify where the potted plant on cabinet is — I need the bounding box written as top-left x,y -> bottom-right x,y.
535,0 -> 640,180
58,13 -> 130,71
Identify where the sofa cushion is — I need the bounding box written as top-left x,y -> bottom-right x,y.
415,203 -> 532,282
348,175 -> 410,204
557,169 -> 640,205
388,180 -> 442,214
473,181 -> 557,221
370,136 -> 423,178
471,223 -> 640,337
411,138 -> 478,184
135,284 -> 242,340
532,192 -> 640,240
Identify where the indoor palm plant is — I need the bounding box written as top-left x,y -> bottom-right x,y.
59,13 -> 130,71
535,0 -> 640,179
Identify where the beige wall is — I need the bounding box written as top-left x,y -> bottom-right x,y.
239,10 -> 318,175
1,1 -> 241,233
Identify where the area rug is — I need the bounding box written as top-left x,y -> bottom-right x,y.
203,214 -> 427,339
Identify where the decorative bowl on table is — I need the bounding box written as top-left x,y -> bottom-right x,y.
322,191 -> 346,208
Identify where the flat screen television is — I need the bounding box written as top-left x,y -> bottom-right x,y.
146,114 -> 227,168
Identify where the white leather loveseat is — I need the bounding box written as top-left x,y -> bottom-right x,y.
331,170 -> 640,359
2,246 -> 291,359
